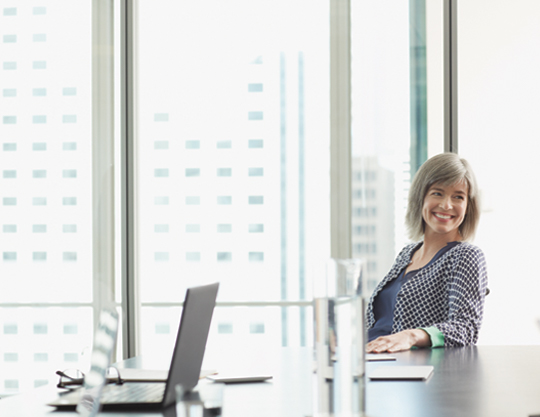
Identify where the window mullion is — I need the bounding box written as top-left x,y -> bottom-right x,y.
330,0 -> 352,259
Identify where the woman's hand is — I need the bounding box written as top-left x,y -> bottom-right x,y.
366,329 -> 430,353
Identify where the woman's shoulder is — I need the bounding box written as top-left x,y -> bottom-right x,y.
453,241 -> 485,257
450,241 -> 487,268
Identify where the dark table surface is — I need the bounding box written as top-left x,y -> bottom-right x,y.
1,345 -> 539,417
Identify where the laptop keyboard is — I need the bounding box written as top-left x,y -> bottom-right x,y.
100,382 -> 165,404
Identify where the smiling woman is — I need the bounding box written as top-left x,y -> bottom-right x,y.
365,153 -> 488,353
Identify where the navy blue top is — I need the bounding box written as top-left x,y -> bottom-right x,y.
368,241 -> 460,342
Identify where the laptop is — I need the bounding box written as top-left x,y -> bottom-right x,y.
48,282 -> 219,410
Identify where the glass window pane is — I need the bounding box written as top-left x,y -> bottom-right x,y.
136,0 -> 330,354
351,0 -> 443,292
458,0 -> 540,345
0,0 -> 118,396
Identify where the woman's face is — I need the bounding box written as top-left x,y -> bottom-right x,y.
422,181 -> 468,240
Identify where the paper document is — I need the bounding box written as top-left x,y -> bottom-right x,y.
369,365 -> 434,380
366,354 -> 396,362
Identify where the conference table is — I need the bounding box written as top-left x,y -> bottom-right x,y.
1,345 -> 539,416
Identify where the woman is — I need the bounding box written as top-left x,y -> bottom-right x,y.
366,153 -> 488,353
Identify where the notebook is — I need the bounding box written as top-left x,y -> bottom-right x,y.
48,282 -> 219,410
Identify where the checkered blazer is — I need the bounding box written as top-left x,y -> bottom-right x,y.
366,242 -> 488,347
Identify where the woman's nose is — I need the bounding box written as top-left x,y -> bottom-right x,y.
439,198 -> 452,210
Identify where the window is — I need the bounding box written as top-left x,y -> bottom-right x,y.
5,381 -> 18,390
217,252 -> 232,262
155,196 -> 169,205
185,196 -> 200,205
62,197 -> 76,206
33,34 -> 47,42
458,0 -> 540,345
154,224 -> 169,233
33,198 -> 47,206
248,83 -> 263,92
33,88 -> 47,96
249,224 -> 264,233
154,168 -> 169,178
249,252 -> 264,262
350,0 -> 444,292
248,168 -> 264,177
3,252 -> 16,261
248,111 -> 263,120
186,252 -> 200,262
135,0 -> 329,359
248,139 -> 263,149
154,141 -> 169,150
217,196 -> 232,205
217,224 -> 232,233
33,7 -> 46,15
63,252 -> 77,262
154,113 -> 169,122
185,224 -> 200,233
34,353 -> 48,362
154,252 -> 169,262
249,323 -> 265,334
217,140 -> 231,149
218,323 -> 233,334
62,224 -> 77,233
3,324 -> 17,335
1,0 -> 335,391
63,324 -> 78,334
3,198 -> 16,206
217,168 -> 232,177
155,323 -> 170,334
248,196 -> 264,205
33,324 -> 47,335
33,252 -> 47,262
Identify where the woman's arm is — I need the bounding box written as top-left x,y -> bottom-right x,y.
433,245 -> 488,347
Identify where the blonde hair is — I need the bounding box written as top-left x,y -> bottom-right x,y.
405,153 -> 480,241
